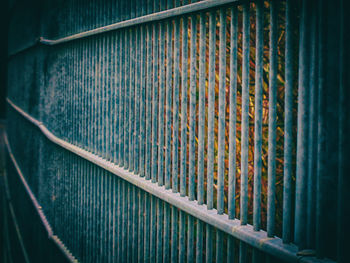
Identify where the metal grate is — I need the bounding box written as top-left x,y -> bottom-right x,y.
5,0 -> 346,262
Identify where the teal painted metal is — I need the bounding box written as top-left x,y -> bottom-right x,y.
188,14 -> 197,202
151,17 -> 159,184
180,11 -> 188,198
158,13 -> 166,187
207,10 -> 216,211
5,0 -> 345,263
164,0 -> 173,189
267,0 -> 278,238
240,3 -> 250,261
197,11 -> 206,206
241,0 -> 250,226
283,0 -> 294,244
253,0 -> 263,232
217,7 -> 226,216
228,5 -> 237,220
172,14 -> 180,194
295,0 -> 311,249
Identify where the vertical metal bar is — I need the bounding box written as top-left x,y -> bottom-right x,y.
118,176 -> 123,262
253,0 -> 263,231
216,230 -> 223,263
127,183 -> 133,262
186,215 -> 194,262
171,207 -> 178,263
113,175 -> 118,263
87,161 -> 92,260
172,15 -> 180,193
108,1 -> 114,163
122,180 -> 127,263
180,13 -> 188,197
157,8 -> 165,187
115,30 -> 120,165
100,170 -> 105,259
227,236 -> 235,263
133,184 -> 139,263
163,204 -> 170,263
119,30 -> 125,167
83,161 -> 88,261
107,171 -> 112,261
134,25 -> 141,174
188,13 -> 197,201
337,4 -> 347,262
124,28 -> 130,169
118,177 -> 126,262
145,22 -> 153,180
196,220 -> 203,263
164,0 -> 173,189
129,27 -> 135,171
179,210 -> 186,263
315,0 -> 326,255
239,3 -> 250,260
187,12 -> 197,263
144,193 -> 150,262
116,176 -> 120,262
156,199 -> 163,263
239,241 -> 247,263
206,225 -> 213,263
197,11 -> 206,206
117,10 -> 124,171
207,10 -> 216,210
139,23 -> 146,177
130,1 -> 136,166
283,0 -> 294,244
91,165 -> 96,262
306,8 -> 318,248
101,32 -> 106,159
150,197 -> 157,262
93,166 -> 99,261
88,35 -> 92,152
228,5 -> 237,220
217,7 -> 226,215
206,10 -> 216,263
295,0 -> 310,249
138,189 -> 144,263
267,0 -> 278,238
241,0 -> 250,226
152,20 -> 159,183
98,34 -> 103,157
104,171 -> 109,260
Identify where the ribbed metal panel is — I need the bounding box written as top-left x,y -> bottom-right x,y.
4,0 -> 346,262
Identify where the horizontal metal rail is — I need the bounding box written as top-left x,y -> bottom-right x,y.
8,0 -> 238,57
6,97 -> 335,263
2,176 -> 30,263
3,131 -> 78,263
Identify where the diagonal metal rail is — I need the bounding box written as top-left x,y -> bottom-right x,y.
8,0 -> 238,58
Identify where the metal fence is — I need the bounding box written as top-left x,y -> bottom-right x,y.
3,0 -> 348,262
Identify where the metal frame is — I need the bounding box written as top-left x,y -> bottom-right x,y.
6,0 -> 344,261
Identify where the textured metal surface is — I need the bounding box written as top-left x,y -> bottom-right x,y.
6,96 -> 335,263
3,133 -> 77,263
5,0 -> 346,262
